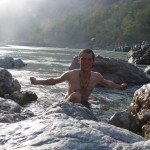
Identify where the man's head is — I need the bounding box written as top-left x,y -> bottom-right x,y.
78,49 -> 95,71
78,49 -> 95,61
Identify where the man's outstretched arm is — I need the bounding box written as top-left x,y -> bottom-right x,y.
97,73 -> 127,90
30,72 -> 68,86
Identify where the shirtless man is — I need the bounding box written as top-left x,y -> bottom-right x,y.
30,49 -> 127,109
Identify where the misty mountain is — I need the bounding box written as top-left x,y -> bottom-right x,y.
0,0 -> 150,48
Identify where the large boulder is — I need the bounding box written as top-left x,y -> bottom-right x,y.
69,55 -> 150,84
109,84 -> 150,139
0,57 -> 26,69
0,101 -> 147,150
0,68 -> 21,97
108,108 -> 140,134
129,84 -> 150,138
128,41 -> 150,65
108,109 -> 129,130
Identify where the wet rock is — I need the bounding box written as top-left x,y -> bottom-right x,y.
0,57 -> 26,69
0,68 -> 21,97
108,109 -> 129,130
0,101 -> 146,150
108,84 -> 150,139
14,58 -> 26,68
142,122 -> 150,140
0,97 -> 34,123
128,41 -> 150,65
145,65 -> 150,74
108,109 -> 140,134
69,55 -> 150,84
45,101 -> 98,121
8,91 -> 38,106
129,84 -> 150,138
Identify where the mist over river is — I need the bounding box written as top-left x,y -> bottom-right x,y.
0,45 -> 146,121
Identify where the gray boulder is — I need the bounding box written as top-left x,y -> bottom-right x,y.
108,108 -> 141,135
8,91 -> 38,106
0,101 -> 147,150
145,65 -> 150,74
108,109 -> 129,130
69,55 -> 150,84
45,101 -> 98,121
0,68 -> 21,97
0,57 -> 26,69
14,58 -> 26,68
128,41 -> 150,65
129,84 -> 150,138
108,84 -> 150,139
0,97 -> 34,123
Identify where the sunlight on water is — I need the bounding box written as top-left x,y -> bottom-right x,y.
94,49 -> 128,60
0,50 -> 15,57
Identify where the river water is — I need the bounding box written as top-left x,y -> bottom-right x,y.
0,45 -> 146,122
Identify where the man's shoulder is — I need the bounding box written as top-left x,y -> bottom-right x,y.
69,69 -> 80,73
91,71 -> 100,75
91,71 -> 103,78
63,69 -> 79,76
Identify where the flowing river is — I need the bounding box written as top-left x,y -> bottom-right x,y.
0,45 -> 146,121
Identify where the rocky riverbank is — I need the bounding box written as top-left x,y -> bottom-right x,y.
0,100 -> 149,150
128,41 -> 150,65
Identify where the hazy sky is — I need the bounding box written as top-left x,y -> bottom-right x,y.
0,0 -> 45,40
0,0 -> 94,41
0,0 -> 27,12
0,0 -> 42,14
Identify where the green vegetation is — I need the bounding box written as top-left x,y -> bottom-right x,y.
0,0 -> 150,48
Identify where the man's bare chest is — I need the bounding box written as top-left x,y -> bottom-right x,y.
68,78 -> 96,92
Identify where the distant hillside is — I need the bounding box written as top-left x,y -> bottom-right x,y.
0,0 -> 150,49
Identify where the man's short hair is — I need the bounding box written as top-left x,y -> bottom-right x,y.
78,49 -> 95,60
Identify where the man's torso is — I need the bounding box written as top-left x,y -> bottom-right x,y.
65,69 -> 99,101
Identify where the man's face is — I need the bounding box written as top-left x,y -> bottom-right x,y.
78,53 -> 94,71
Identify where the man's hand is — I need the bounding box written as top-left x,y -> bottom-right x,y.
30,77 -> 37,85
120,83 -> 128,90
